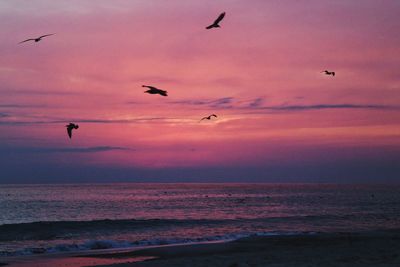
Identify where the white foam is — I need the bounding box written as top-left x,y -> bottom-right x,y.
0,231 -> 313,257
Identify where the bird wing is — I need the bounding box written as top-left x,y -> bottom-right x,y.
214,12 -> 226,24
200,117 -> 207,122
39,33 -> 55,39
143,85 -> 157,90
206,24 -> 214,29
19,38 -> 35,44
67,127 -> 72,138
211,114 -> 217,117
332,72 -> 335,76
159,90 -> 168,96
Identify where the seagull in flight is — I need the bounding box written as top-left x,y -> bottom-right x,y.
142,85 -> 168,96
66,123 -> 79,139
200,114 -> 217,122
321,70 -> 335,76
19,34 -> 55,44
206,12 -> 226,29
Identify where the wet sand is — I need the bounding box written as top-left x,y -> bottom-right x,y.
2,230 -> 400,267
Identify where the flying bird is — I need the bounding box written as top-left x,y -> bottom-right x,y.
321,70 -> 335,76
66,123 -> 79,139
206,12 -> 226,29
200,114 -> 217,122
19,34 -> 55,44
142,85 -> 168,96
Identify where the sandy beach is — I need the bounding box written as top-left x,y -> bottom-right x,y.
2,230 -> 400,267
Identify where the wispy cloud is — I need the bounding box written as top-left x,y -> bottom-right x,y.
47,146 -> 131,153
210,97 -> 234,108
0,116 -> 187,126
259,104 -> 392,111
0,99 -> 394,127
0,103 -> 47,109
5,146 -> 131,154
168,96 -> 394,112
131,76 -> 182,85
169,97 -> 234,108
247,97 -> 264,108
0,87 -> 80,95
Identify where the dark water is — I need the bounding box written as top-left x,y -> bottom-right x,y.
0,183 -> 399,256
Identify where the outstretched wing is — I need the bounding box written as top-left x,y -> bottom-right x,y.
199,117 -> 207,122
19,38 -> 35,44
142,85 -> 157,90
67,127 -> 72,138
214,12 -> 225,24
211,114 -> 217,118
39,33 -> 55,39
158,90 -> 168,96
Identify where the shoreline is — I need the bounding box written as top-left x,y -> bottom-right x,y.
1,229 -> 400,266
0,239 -> 232,267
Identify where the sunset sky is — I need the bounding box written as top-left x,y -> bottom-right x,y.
0,0 -> 399,183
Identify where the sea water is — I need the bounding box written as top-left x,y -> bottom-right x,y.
0,183 -> 399,256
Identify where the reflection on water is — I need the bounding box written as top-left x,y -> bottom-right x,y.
0,183 -> 399,256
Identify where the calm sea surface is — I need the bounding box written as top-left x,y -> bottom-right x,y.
0,183 -> 399,256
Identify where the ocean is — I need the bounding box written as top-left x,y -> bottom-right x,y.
0,183 -> 399,257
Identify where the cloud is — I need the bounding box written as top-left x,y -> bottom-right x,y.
210,97 -> 234,108
132,76 -> 182,85
0,89 -> 78,96
75,117 -> 180,124
125,100 -> 146,105
0,112 -> 9,118
247,97 -> 264,108
0,116 -> 185,126
48,146 -> 131,153
259,104 -> 392,111
0,104 -> 46,108
169,97 -> 234,108
168,96 -> 394,112
168,100 -> 210,106
6,146 -> 131,154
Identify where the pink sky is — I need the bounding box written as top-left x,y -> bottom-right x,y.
0,0 -> 399,182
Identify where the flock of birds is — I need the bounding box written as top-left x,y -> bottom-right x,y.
18,12 -> 335,139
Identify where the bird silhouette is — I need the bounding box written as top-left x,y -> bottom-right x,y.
321,70 -> 335,76
66,123 -> 79,139
142,85 -> 168,96
200,114 -> 217,122
19,34 -> 55,44
206,12 -> 226,29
